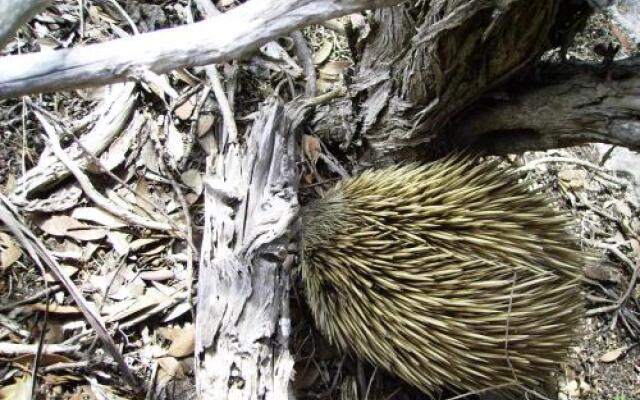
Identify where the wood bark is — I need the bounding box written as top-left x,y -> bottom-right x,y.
350,0 -> 559,164
196,98 -> 299,399
0,0 -> 402,99
451,57 -> 640,153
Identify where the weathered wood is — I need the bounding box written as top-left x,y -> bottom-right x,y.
196,98 -> 298,399
0,0 -> 403,99
307,1 -> 561,164
9,83 -> 136,204
0,0 -> 52,50
450,57 -> 640,153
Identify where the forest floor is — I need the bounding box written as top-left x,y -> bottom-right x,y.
0,3 -> 638,400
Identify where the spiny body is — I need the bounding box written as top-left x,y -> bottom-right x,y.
300,156 -> 584,395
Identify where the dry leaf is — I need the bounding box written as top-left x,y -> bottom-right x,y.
107,232 -> 130,256
39,215 -> 106,241
166,326 -> 195,358
139,140 -> 160,174
141,71 -> 179,100
129,238 -> 161,251
12,353 -> 74,368
139,270 -> 174,281
599,346 -> 628,362
583,263 -> 621,283
142,244 -> 168,256
166,124 -> 185,163
2,173 -> 16,194
630,238 -> 640,257
0,374 -> 32,400
105,294 -> 162,322
42,373 -> 82,385
163,301 -> 192,322
318,61 -> 351,81
72,207 -> 126,228
197,130 -> 218,156
86,377 -> 130,400
303,135 -> 321,166
197,114 -> 215,137
29,303 -> 82,314
157,357 -> 184,379
181,169 -> 203,196
1,243 -> 22,270
558,169 -> 587,190
312,40 -> 333,65
39,215 -> 82,237
67,227 -> 107,242
68,386 -> 96,400
175,96 -> 196,120
50,240 -> 84,261
44,264 -> 78,283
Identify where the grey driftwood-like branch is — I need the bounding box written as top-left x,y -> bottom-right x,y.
450,56 -> 640,154
0,0 -> 402,99
196,97 -> 298,399
0,0 -> 52,50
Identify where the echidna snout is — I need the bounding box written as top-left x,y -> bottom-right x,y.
300,156 -> 584,395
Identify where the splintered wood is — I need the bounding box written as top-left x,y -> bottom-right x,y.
196,98 -> 298,399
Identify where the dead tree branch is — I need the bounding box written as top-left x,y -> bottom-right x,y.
450,57 -> 640,154
0,0 -> 402,99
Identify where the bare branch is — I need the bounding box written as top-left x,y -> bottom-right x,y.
0,0 -> 402,99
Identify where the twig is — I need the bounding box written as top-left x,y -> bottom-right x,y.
445,383 -> 518,399
149,117 -> 196,318
205,65 -> 239,145
291,30 -> 317,97
35,111 -> 174,232
0,342 -> 80,356
30,302 -> 49,400
42,360 -> 90,373
586,243 -> 639,317
104,0 -> 139,34
0,284 -> 61,312
520,156 -> 628,187
321,19 -> 346,35
26,100 -> 180,232
0,0 -> 52,50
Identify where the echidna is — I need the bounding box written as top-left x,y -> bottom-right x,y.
300,155 -> 584,396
